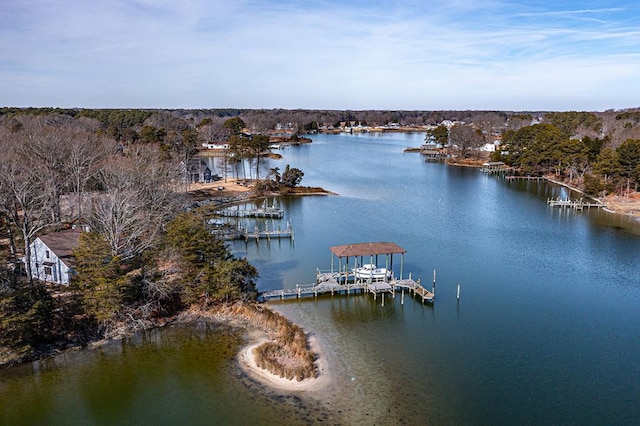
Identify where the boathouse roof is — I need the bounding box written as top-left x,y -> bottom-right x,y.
329,242 -> 406,258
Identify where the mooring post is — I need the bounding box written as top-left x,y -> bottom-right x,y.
382,292 -> 385,307
401,288 -> 405,305
457,283 -> 461,300
432,269 -> 436,296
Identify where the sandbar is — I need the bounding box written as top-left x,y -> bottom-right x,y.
237,328 -> 331,393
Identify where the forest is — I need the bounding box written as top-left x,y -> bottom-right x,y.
1,107 -> 640,365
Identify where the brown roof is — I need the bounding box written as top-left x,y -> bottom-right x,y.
38,229 -> 83,267
329,242 -> 406,258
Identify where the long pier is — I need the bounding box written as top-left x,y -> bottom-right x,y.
260,272 -> 434,304
547,197 -> 603,210
243,223 -> 294,242
216,207 -> 284,218
505,175 -> 547,181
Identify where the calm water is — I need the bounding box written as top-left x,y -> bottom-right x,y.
2,132 -> 640,425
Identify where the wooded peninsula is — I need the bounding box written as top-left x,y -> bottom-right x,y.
1,107 -> 639,375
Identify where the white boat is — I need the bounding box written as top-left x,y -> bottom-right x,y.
353,264 -> 392,281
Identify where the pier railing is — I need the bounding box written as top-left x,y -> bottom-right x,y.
261,273 -> 434,304
547,197 -> 603,210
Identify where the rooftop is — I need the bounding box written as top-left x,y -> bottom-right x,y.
329,242 -> 407,258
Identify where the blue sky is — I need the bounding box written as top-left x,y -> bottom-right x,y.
1,0 -> 639,111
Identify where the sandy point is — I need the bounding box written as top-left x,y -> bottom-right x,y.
237,328 -> 332,393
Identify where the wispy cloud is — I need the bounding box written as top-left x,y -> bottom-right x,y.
1,0 -> 639,110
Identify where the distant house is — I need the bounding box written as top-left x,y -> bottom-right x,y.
28,228 -> 83,285
201,142 -> 229,150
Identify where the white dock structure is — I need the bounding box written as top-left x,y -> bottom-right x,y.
217,206 -> 283,219
547,197 -> 603,210
260,242 -> 435,304
243,221 -> 294,242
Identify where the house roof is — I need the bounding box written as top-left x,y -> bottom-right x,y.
329,242 -> 407,258
38,229 -> 83,267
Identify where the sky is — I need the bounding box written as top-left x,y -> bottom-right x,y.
1,0 -> 640,111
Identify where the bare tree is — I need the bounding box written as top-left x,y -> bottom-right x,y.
0,141 -> 52,285
90,145 -> 182,257
15,117 -> 77,222
449,124 -> 486,158
67,132 -> 109,221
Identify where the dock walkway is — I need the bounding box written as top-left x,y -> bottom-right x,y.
260,273 -> 434,304
216,207 -> 283,218
505,175 -> 547,181
547,197 -> 603,210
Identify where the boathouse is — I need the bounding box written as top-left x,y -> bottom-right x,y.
481,161 -> 511,174
260,241 -> 434,303
329,241 -> 407,283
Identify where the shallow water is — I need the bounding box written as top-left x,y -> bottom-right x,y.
0,323 -> 336,425
2,132 -> 640,425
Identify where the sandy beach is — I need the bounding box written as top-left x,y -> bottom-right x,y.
237,328 -> 331,393
187,178 -> 252,199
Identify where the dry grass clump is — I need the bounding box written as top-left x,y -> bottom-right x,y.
205,303 -> 317,381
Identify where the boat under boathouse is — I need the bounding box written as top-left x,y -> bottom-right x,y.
260,242 -> 435,304
328,241 -> 407,283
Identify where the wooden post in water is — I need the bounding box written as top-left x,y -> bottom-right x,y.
382,292 -> 385,307
456,284 -> 461,300
401,288 -> 405,305
432,269 -> 436,296
409,272 -> 413,295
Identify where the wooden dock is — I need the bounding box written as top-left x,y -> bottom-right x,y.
482,162 -> 515,174
216,206 -> 283,218
260,273 -> 434,304
505,175 -> 547,181
243,223 -> 294,242
209,223 -> 293,241
547,197 -> 603,210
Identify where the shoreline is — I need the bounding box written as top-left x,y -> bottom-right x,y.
237,328 -> 331,393
187,178 -> 336,208
177,305 -> 328,392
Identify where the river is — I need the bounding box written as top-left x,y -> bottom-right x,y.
2,132 -> 640,425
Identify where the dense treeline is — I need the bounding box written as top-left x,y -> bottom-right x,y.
495,111 -> 640,196
0,113 -> 258,364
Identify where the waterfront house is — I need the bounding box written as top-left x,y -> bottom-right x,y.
181,158 -> 212,183
28,228 -> 83,285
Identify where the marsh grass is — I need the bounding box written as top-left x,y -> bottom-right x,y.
185,302 -> 317,381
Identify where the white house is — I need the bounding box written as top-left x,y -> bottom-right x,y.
201,142 -> 229,150
28,228 -> 83,285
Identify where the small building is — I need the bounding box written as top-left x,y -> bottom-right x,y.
28,228 -> 83,285
201,142 -> 229,150
185,158 -> 212,183
481,161 -> 511,174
